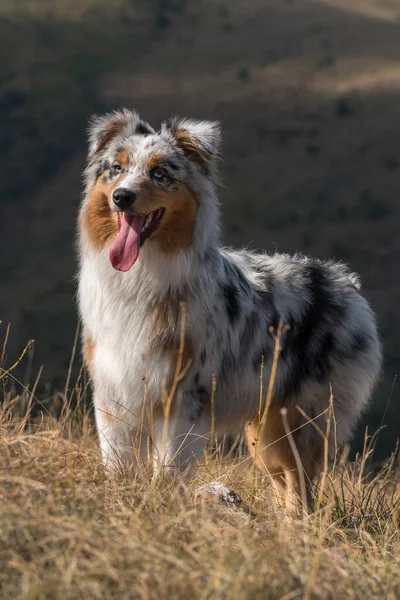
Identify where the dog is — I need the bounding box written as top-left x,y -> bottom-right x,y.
77,109 -> 382,508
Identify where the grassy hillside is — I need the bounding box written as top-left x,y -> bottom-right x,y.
1,374 -> 400,599
1,0 -> 400,456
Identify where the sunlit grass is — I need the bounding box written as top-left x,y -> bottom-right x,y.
1,326 -> 400,599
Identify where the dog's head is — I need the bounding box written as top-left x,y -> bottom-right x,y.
82,109 -> 221,271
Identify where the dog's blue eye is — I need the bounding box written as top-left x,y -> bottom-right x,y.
113,163 -> 122,173
152,169 -> 167,182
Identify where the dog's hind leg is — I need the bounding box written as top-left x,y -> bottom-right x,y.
245,405 -> 322,512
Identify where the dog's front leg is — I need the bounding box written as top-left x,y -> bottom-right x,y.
151,402 -> 211,479
94,395 -> 150,471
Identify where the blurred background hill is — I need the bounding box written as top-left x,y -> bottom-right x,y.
1,0 -> 400,457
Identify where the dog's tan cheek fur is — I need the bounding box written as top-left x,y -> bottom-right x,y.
133,182 -> 198,255
83,172 -> 198,254
82,176 -> 120,249
155,184 -> 198,255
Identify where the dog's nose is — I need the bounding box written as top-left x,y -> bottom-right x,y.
113,188 -> 136,210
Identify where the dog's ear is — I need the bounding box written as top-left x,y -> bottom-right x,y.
162,117 -> 221,173
87,110 -> 132,159
87,109 -> 154,159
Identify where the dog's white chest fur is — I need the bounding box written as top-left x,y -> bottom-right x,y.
79,250 -> 159,417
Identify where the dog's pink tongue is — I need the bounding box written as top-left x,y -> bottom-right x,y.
109,213 -> 145,271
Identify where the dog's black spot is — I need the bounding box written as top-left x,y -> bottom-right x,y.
166,160 -> 180,171
190,386 -> 210,420
223,259 -> 230,278
222,258 -> 251,297
221,282 -> 240,324
313,332 -> 335,382
268,304 -> 282,336
250,295 -> 283,371
240,311 -> 260,356
351,331 -> 369,354
256,288 -> 280,329
336,331 -> 370,364
278,263 -> 345,399
231,262 -> 252,296
194,372 -> 200,385
215,332 -> 223,350
95,164 -> 104,180
136,121 -> 153,135
200,349 -> 206,366
95,159 -> 109,180
220,350 -> 237,381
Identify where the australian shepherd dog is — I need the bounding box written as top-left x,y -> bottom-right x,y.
77,109 -> 381,508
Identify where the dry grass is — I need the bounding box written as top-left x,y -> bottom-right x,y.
1,338 -> 400,600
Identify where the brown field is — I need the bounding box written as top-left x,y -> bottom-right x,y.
1,331 -> 400,600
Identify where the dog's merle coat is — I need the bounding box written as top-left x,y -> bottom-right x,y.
78,109 -> 381,485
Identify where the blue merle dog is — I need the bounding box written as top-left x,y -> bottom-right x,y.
78,109 -> 382,508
